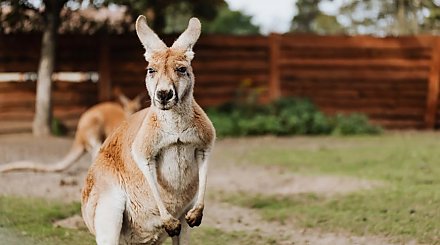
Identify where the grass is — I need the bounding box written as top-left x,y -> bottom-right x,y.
0,196 -> 94,245
0,195 -> 276,245
164,227 -> 277,245
220,132 -> 440,244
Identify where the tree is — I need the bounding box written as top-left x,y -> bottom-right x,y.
338,0 -> 440,35
202,5 -> 260,35
290,0 -> 344,35
291,0 -> 321,33
415,0 -> 440,34
102,0 -> 224,34
312,14 -> 345,35
289,0 -> 440,36
2,0 -> 68,136
33,0 -> 66,136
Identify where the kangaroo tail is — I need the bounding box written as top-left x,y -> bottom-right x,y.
0,143 -> 85,173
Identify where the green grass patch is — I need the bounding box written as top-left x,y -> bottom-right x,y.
0,196 -> 276,244
0,196 -> 94,245
247,133 -> 440,183
223,191 -> 440,243
220,132 -> 440,243
164,227 -> 277,245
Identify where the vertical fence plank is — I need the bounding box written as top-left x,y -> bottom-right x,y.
425,37 -> 440,129
269,33 -> 281,100
98,36 -> 111,101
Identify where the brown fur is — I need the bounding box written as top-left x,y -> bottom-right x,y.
81,16 -> 215,245
0,97 -> 141,174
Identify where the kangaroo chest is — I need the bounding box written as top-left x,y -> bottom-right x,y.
156,118 -> 201,192
157,142 -> 199,193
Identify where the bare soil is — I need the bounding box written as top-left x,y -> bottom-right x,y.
0,134 -> 395,245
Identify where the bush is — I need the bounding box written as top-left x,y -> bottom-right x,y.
207,97 -> 382,137
331,113 -> 382,135
51,117 -> 68,136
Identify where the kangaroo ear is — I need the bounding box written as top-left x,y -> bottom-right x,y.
118,94 -> 129,106
135,92 -> 145,103
171,17 -> 201,61
135,15 -> 167,61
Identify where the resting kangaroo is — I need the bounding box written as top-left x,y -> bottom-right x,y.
81,16 -> 215,245
0,94 -> 142,173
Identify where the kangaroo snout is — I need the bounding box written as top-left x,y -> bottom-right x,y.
156,89 -> 174,103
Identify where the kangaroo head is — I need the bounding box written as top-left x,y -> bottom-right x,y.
135,15 -> 201,111
118,93 -> 143,117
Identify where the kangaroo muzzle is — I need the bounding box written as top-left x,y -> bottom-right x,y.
155,88 -> 176,110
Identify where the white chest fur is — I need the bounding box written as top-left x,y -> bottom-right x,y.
156,113 -> 201,190
157,142 -> 198,192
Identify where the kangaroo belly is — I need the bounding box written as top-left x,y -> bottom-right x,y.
157,144 -> 199,213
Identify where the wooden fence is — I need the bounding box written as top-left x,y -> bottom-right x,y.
270,35 -> 440,129
0,34 -> 439,132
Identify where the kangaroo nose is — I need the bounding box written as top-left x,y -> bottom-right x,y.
157,90 -> 174,102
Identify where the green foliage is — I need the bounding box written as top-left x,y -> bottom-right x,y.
107,0 -> 224,33
208,97 -> 381,137
51,117 -> 68,136
203,5 -> 260,35
338,0 -> 440,35
331,113 -> 382,135
289,0 -> 440,35
1,0 -> 226,34
290,0 -> 344,35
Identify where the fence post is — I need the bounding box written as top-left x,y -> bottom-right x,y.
425,37 -> 440,129
98,35 -> 112,102
268,33 -> 281,100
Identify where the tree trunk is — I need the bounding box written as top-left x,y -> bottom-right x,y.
32,1 -> 61,136
152,3 -> 166,34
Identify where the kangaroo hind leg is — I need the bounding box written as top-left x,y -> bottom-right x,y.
171,217 -> 190,245
94,186 -> 126,245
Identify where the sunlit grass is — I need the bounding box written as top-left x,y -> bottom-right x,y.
0,196 -> 93,245
164,227 -> 277,245
246,133 -> 440,183
0,196 -> 276,245
219,132 -> 440,243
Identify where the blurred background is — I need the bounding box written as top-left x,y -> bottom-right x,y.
0,0 -> 439,136
2,1 -> 440,245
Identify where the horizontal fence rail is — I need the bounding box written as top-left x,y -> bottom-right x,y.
0,34 -> 439,132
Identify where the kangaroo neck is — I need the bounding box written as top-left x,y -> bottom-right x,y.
153,96 -> 194,123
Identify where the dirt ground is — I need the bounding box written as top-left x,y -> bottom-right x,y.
0,134 -> 397,245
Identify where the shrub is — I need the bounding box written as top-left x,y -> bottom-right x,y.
207,97 -> 382,137
331,113 -> 382,135
51,117 -> 68,136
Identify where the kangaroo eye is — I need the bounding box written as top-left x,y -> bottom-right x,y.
176,67 -> 187,74
146,67 -> 156,74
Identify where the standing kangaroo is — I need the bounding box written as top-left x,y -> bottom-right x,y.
0,94 -> 142,173
81,16 -> 215,245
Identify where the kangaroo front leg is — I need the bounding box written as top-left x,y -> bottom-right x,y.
132,149 -> 181,237
185,149 -> 210,227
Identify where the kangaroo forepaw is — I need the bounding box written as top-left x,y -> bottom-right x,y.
185,205 -> 204,227
163,216 -> 181,237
